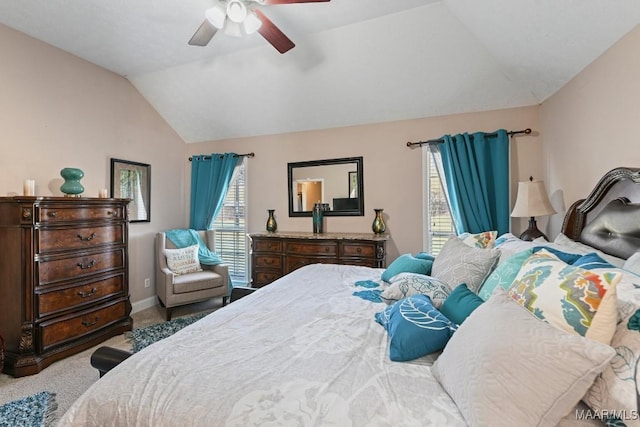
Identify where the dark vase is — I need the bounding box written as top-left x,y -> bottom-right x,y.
312,203 -> 324,234
266,209 -> 277,232
372,208 -> 386,234
60,167 -> 85,197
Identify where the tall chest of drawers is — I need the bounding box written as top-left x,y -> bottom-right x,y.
249,231 -> 388,288
0,197 -> 132,377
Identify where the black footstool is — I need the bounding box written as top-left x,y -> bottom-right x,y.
91,346 -> 133,377
230,286 -> 256,303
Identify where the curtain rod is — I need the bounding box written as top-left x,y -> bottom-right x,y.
406,128 -> 532,148
188,152 -> 255,161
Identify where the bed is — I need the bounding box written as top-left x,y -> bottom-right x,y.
60,167 -> 640,427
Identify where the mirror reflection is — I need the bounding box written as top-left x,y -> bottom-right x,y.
288,157 -> 364,217
110,158 -> 151,222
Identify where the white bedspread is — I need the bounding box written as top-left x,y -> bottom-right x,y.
59,264 -> 465,426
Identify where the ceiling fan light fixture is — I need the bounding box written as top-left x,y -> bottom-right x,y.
227,0 -> 248,23
243,10 -> 262,34
205,4 -> 226,29
224,20 -> 243,37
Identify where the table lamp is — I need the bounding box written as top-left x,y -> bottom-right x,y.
511,177 -> 556,241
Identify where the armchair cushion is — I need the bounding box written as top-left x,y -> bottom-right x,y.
173,270 -> 224,294
164,244 -> 202,275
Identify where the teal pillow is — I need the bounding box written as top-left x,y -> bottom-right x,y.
478,249 -> 533,301
531,246 -> 581,264
375,295 -> 457,361
440,284 -> 484,325
381,254 -> 434,282
572,252 -> 614,270
414,252 -> 436,261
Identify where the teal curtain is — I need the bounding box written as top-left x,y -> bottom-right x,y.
436,130 -> 510,235
190,153 -> 241,230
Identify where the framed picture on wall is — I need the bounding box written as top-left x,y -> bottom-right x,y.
110,158 -> 151,222
348,171 -> 358,198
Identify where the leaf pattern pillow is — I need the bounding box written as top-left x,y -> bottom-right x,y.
583,277 -> 640,425
375,295 -> 457,362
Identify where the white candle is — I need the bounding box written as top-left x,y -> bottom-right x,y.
98,188 -> 108,198
23,179 -> 35,196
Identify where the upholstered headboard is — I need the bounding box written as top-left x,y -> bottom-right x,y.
561,167 -> 640,260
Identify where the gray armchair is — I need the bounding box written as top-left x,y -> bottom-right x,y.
156,230 -> 229,320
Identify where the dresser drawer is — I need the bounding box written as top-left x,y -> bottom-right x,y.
253,239 -> 282,252
37,248 -> 125,285
341,242 -> 376,258
253,270 -> 283,287
285,241 -> 337,256
37,274 -> 125,318
37,224 -> 125,253
39,299 -> 128,351
253,255 -> 282,269
38,205 -> 124,223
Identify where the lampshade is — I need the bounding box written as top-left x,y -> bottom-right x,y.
511,180 -> 556,218
244,10 -> 262,34
205,3 -> 226,29
226,0 -> 247,23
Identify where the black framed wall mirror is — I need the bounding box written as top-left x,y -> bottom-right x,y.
288,156 -> 364,217
110,158 -> 151,222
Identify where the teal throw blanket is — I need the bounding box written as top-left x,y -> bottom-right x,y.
165,229 -> 223,265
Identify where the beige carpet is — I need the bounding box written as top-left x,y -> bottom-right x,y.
0,299 -> 223,424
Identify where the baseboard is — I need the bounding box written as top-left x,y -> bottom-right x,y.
131,296 -> 158,314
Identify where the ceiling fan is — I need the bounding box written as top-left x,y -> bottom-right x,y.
189,0 -> 330,54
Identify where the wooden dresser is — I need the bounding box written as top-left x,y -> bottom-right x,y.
0,197 -> 132,377
249,231 -> 388,288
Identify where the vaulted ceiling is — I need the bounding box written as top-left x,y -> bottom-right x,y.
1,0 -> 639,143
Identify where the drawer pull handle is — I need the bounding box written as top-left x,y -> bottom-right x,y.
324,247 -> 330,252
264,259 -> 274,265
82,316 -> 100,327
77,259 -> 96,270
356,247 -> 362,253
77,287 -> 98,298
77,232 -> 97,241
47,211 -> 57,218
107,211 -> 116,216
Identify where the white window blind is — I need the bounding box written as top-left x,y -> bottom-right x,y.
211,161 -> 248,286
425,150 -> 455,255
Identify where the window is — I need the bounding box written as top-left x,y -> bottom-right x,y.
211,160 -> 248,286
423,149 -> 455,255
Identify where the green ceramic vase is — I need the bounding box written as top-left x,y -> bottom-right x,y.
60,168 -> 85,197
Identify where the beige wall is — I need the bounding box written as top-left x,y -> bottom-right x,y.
187,106 -> 541,262
541,24 -> 640,237
0,24 -> 187,306
10,15 -> 634,298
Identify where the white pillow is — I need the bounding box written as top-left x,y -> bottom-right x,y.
494,232 -> 548,264
623,250 -> 640,275
164,244 -> 202,274
553,233 -> 625,268
431,289 -> 616,427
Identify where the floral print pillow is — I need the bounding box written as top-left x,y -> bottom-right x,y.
458,230 -> 498,249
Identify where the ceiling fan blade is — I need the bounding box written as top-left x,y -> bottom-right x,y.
255,9 -> 295,54
188,20 -> 218,46
259,0 -> 330,4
